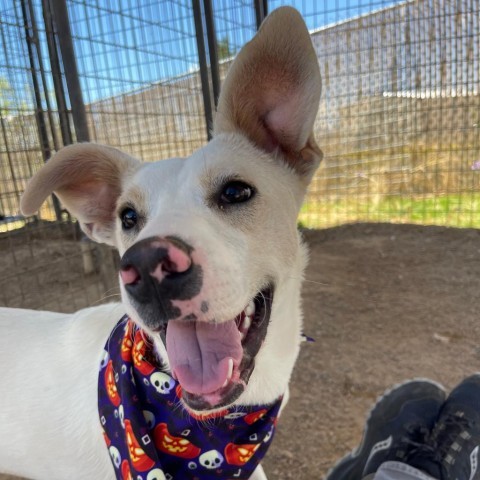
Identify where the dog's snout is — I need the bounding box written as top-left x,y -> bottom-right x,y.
120,236 -> 196,304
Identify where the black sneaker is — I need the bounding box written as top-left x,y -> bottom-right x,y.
407,374 -> 480,480
325,379 -> 446,480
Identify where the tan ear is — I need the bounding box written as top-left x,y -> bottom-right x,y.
214,7 -> 322,178
21,143 -> 140,245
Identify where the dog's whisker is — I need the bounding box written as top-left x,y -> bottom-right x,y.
286,274 -> 330,287
171,397 -> 185,416
103,287 -> 121,296
91,293 -> 122,306
252,290 -> 269,328
105,316 -> 128,357
140,329 -> 153,348
302,278 -> 330,286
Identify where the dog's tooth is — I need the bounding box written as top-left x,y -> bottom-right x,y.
245,301 -> 255,317
222,358 -> 234,388
242,316 -> 251,332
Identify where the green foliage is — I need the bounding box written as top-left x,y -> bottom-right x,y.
217,36 -> 233,60
0,77 -> 14,117
299,194 -> 480,229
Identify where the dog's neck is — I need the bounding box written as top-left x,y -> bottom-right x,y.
100,316 -> 284,479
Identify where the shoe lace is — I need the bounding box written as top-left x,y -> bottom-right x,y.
430,413 -> 473,455
403,424 -> 432,450
406,412 -> 473,465
395,424 -> 433,458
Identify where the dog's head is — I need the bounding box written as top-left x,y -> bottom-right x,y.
21,7 -> 321,412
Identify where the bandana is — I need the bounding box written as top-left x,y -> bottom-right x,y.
98,316 -> 282,480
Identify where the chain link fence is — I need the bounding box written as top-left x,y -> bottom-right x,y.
0,0 -> 478,312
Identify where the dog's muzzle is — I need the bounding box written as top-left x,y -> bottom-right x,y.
119,236 -> 203,323
119,235 -> 274,411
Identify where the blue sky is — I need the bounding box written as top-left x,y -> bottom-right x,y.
0,0 -> 405,107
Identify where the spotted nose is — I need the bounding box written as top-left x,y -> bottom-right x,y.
120,236 -> 197,303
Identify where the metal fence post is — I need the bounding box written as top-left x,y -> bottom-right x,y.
203,0 -> 220,108
48,0 -> 100,279
254,0 -> 268,29
50,0 -> 90,143
21,0 -> 63,219
42,0 -> 74,147
192,0 -> 214,140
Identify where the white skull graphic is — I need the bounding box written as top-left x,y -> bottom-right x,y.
146,468 -> 166,480
264,427 -> 274,443
109,446 -> 121,469
150,372 -> 175,394
199,449 -> 224,469
224,412 -> 246,420
99,350 -> 109,370
118,404 -> 125,428
143,410 -> 156,429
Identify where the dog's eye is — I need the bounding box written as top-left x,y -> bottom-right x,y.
219,181 -> 254,206
120,207 -> 138,230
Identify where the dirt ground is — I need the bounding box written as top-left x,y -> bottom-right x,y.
0,221 -> 118,313
1,223 -> 479,479
264,223 -> 480,479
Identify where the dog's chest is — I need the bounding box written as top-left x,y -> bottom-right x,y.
98,317 -> 281,479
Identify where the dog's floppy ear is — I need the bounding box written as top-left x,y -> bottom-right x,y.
214,7 -> 322,179
21,143 -> 140,245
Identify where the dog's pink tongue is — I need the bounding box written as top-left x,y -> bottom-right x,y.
166,319 -> 243,395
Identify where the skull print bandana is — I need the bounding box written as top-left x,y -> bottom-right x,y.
98,316 -> 282,480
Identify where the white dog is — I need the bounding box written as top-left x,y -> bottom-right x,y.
0,7 -> 321,480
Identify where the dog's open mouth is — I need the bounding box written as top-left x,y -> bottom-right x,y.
161,286 -> 273,411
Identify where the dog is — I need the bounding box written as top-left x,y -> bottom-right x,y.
0,7 -> 321,480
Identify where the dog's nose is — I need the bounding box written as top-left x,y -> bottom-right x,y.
119,236 -> 194,303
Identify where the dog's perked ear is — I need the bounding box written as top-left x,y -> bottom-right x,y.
214,6 -> 322,180
20,143 -> 140,245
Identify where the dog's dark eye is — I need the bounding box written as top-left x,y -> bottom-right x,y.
120,207 -> 138,230
219,181 -> 254,206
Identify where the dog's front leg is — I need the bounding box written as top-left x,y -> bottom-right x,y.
250,464 -> 268,480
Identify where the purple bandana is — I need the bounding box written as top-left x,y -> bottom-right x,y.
98,316 -> 282,480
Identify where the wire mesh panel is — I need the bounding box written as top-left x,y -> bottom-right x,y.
0,0 -> 260,315
67,0 -> 210,161
0,1 -> 45,227
269,0 -> 480,227
0,0 -> 117,312
212,0 -> 258,54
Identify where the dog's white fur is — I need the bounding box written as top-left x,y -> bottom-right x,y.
0,7 -> 321,479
